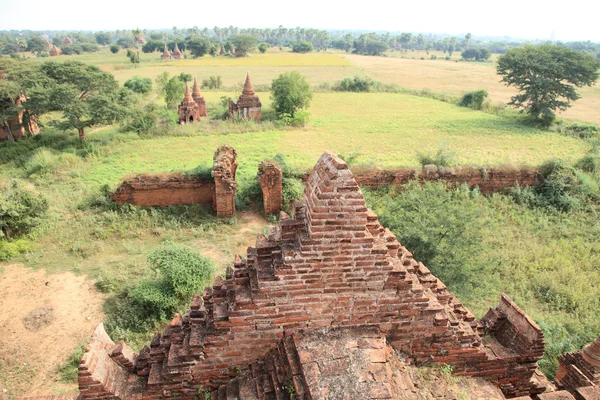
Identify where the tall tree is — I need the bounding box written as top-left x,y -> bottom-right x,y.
29,61 -> 135,141
230,34 -> 258,57
497,44 -> 600,124
270,71 -> 312,117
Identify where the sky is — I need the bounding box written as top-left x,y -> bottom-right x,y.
1,0 -> 599,42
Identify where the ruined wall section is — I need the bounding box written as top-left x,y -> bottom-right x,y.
80,152 -> 547,399
258,160 -> 283,215
112,174 -> 214,207
555,336 -> 600,397
211,145 -> 237,217
342,166 -> 539,195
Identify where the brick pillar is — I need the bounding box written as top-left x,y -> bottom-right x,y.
258,160 -> 283,215
555,335 -> 600,394
212,145 -> 237,217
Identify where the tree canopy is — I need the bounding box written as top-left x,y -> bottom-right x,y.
185,36 -> 210,58
497,44 -> 600,124
27,61 -> 135,140
230,34 -> 258,57
270,71 -> 312,117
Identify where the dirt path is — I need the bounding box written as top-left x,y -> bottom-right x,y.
0,264 -> 105,397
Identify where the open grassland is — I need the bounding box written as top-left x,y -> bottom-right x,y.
346,54 -> 600,125
79,92 -> 589,186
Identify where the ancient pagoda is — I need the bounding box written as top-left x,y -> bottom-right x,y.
178,80 -> 205,124
172,43 -> 183,59
49,45 -> 62,56
161,43 -> 171,60
62,35 -> 72,45
191,77 -> 207,118
228,72 -> 262,120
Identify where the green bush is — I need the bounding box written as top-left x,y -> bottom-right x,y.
258,43 -> 268,54
333,76 -> 376,92
201,76 -> 223,89
57,340 -> 89,383
281,177 -> 304,214
148,244 -> 214,299
417,146 -> 456,167
110,45 -> 119,54
278,110 -> 310,127
459,90 -> 489,110
292,41 -> 314,53
0,239 -> 33,261
24,148 -> 60,176
105,244 -> 215,333
0,181 -> 48,240
124,76 -> 153,94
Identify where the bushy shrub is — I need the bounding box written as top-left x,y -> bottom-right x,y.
292,41 -> 314,53
278,110 -> 310,127
0,181 -> 48,240
37,51 -> 50,58
124,76 -> 153,94
106,244 -> 215,333
148,244 -> 214,299
258,42 -> 268,53
24,148 -> 59,176
459,90 -> 489,110
333,76 -> 376,92
201,76 -> 222,89
0,239 -> 33,261
417,146 -> 456,167
110,45 -> 119,54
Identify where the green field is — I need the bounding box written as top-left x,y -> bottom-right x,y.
1,47 -> 599,396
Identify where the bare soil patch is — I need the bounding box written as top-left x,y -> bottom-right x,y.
0,264 -> 105,397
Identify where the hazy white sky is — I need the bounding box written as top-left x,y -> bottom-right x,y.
1,0 -> 599,42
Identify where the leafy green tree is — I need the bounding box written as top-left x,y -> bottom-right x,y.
230,34 -> 258,56
164,76 -> 185,109
497,44 -> 600,125
292,41 -> 313,53
124,76 -> 153,94
110,44 -> 119,54
0,181 -> 48,239
126,49 -> 140,65
95,32 -> 112,45
154,71 -> 170,96
185,36 -> 210,57
178,72 -> 192,83
258,42 -> 268,53
0,59 -> 38,142
26,35 -> 46,53
270,71 -> 312,118
142,40 -> 162,53
29,61 -> 135,141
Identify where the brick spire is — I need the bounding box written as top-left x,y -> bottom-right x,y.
583,336 -> 600,367
192,76 -> 202,98
182,81 -> 194,104
163,43 -> 170,56
242,71 -> 255,96
173,42 -> 182,55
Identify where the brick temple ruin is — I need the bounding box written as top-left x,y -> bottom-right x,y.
178,77 -> 207,124
80,152 -> 599,399
0,96 -> 40,141
229,72 -> 262,120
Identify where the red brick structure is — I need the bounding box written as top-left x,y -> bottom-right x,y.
219,43 -> 226,55
0,95 -> 40,141
191,77 -> 207,117
177,78 -> 206,124
160,43 -> 171,60
211,145 -> 237,217
258,160 -> 283,215
172,43 -> 183,59
49,45 -> 62,56
229,72 -> 262,120
112,146 -> 237,217
62,35 -> 72,45
80,152 -> 573,399
134,35 -> 147,45
555,336 -> 600,399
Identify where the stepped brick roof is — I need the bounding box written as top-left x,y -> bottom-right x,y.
78,152 -> 572,399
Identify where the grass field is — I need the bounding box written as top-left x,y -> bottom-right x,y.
345,53 -> 600,125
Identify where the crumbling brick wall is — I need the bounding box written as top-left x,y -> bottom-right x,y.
111,145 -> 237,217
112,173 -> 214,207
81,152 -> 549,399
211,145 -> 237,217
258,160 -> 283,215
555,336 -> 600,397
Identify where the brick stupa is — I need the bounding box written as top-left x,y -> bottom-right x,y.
177,82 -> 201,124
228,72 -> 262,120
161,43 -> 171,60
62,35 -> 72,45
172,43 -> 183,59
77,152 -> 575,399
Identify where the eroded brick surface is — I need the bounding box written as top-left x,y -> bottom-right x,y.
80,152 -> 588,400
